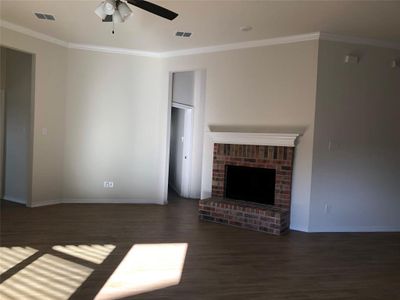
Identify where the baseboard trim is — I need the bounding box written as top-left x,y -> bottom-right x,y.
31,199 -> 62,207
61,198 -> 164,205
21,198 -> 165,207
308,226 -> 400,233
2,196 -> 26,205
289,225 -> 309,232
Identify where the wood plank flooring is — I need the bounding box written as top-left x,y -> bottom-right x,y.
1,194 -> 400,300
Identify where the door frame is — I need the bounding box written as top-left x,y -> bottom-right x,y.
163,69 -> 206,204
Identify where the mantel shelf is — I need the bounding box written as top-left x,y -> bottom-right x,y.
208,132 -> 300,147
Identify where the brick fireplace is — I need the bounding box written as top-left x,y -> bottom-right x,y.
212,144 -> 294,209
199,132 -> 298,235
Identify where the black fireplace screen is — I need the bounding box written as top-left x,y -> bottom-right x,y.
225,165 -> 275,205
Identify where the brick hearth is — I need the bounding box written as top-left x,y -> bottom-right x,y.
199,198 -> 290,235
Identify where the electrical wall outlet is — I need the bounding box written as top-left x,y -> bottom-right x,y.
103,181 -> 114,188
324,203 -> 330,214
344,55 -> 359,64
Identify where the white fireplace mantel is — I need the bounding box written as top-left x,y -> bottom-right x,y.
208,132 -> 300,147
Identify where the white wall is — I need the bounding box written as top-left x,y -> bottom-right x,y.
0,48 -> 5,197
168,107 -> 185,194
309,40 -> 400,232
162,41 -> 319,230
0,27 -> 67,207
2,47 -> 32,204
63,49 -> 165,203
172,71 -> 195,106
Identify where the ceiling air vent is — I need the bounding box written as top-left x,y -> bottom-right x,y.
175,31 -> 192,38
34,13 -> 56,21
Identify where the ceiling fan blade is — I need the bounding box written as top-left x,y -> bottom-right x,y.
102,15 -> 113,22
127,0 -> 178,20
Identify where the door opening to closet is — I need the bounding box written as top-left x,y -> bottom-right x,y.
168,103 -> 193,198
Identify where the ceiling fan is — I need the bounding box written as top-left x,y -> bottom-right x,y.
95,0 -> 178,24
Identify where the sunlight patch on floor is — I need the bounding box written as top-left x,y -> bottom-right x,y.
0,254 -> 93,300
0,247 -> 38,275
52,244 -> 116,264
94,243 -> 188,300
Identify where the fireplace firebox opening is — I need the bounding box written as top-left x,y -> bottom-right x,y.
224,165 -> 276,205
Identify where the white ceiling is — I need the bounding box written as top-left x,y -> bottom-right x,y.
1,0 -> 400,52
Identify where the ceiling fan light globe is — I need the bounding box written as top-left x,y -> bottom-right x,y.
112,10 -> 124,23
103,0 -> 116,15
118,2 -> 133,20
95,2 -> 107,19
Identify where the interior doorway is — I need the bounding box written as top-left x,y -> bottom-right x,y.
166,70 -> 206,201
168,103 -> 193,198
0,46 -> 34,206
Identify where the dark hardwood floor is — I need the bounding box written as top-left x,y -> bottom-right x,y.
1,193 -> 400,300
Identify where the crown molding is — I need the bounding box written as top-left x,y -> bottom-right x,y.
0,19 -> 68,47
67,32 -> 320,58
0,19 -> 160,57
159,32 -> 320,57
319,32 -> 400,50
2,19 -> 399,58
68,43 -> 161,58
